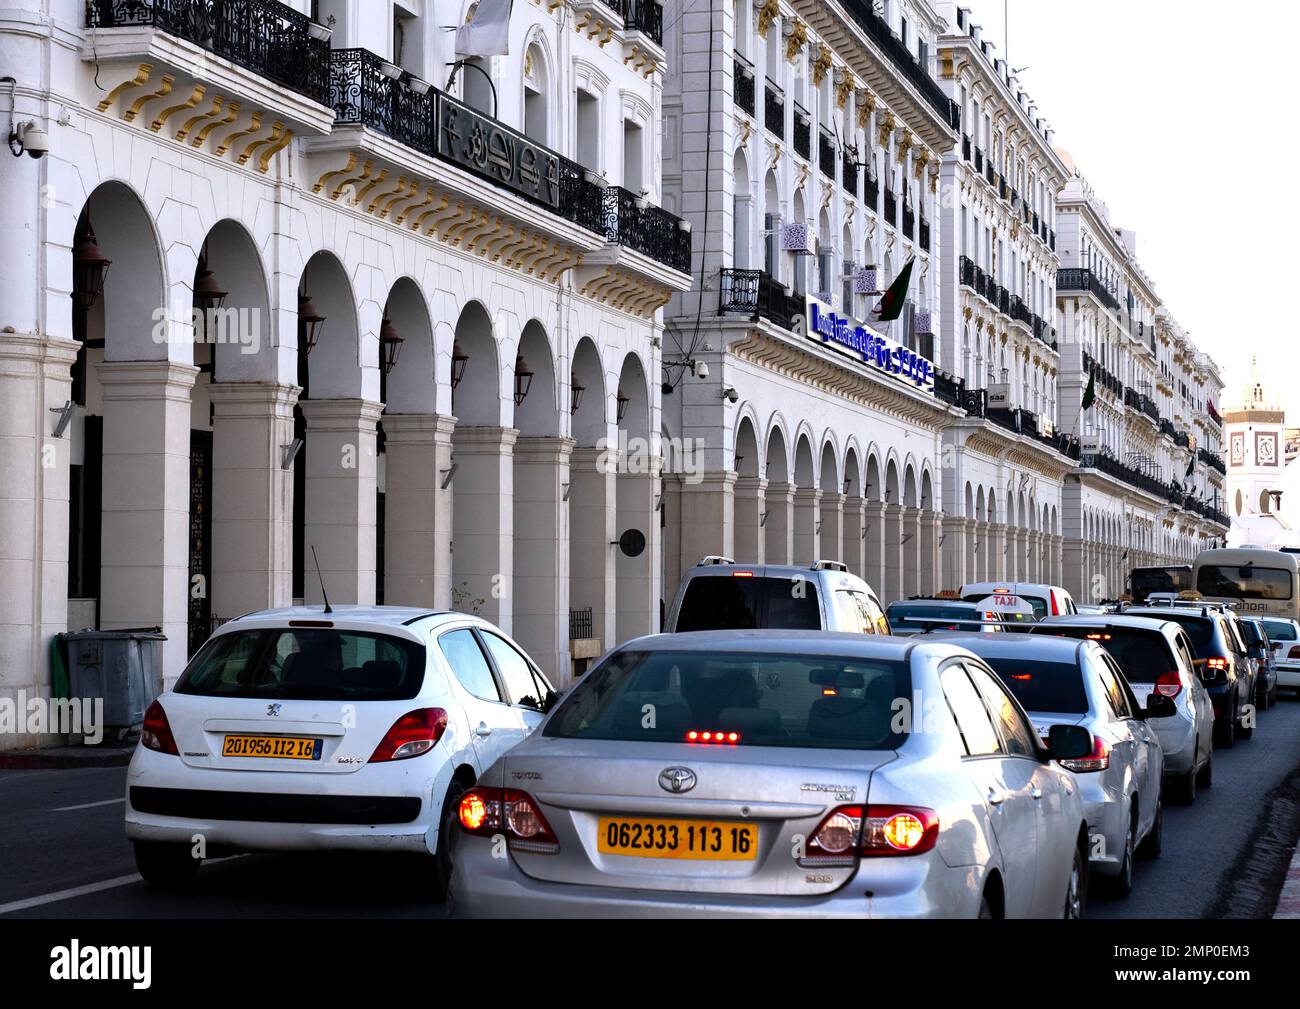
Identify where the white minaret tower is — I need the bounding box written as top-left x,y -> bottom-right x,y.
1224,357 -> 1290,545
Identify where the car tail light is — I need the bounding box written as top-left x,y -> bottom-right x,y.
1051,592 -> 1061,616
1204,656 -> 1229,671
1289,645 -> 1300,659
1154,671 -> 1183,699
457,787 -> 559,854
685,730 -> 741,744
141,699 -> 178,756
801,805 -> 939,866
368,708 -> 448,762
1060,734 -> 1109,773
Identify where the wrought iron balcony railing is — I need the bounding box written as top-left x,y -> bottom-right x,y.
88,0 -> 330,104
718,268 -> 803,331
865,174 -> 880,210
819,129 -> 836,179
902,203 -> 915,239
974,147 -> 984,173
919,216 -> 931,251
1199,447 -> 1226,474
1056,268 -> 1121,313
601,186 -> 693,274
793,106 -> 811,160
842,154 -> 859,195
935,369 -> 963,408
884,189 -> 897,225
765,82 -> 784,137
734,54 -> 755,117
618,0 -> 663,45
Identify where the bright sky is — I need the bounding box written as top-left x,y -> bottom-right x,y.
960,0 -> 1283,415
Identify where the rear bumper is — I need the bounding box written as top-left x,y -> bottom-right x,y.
124,742 -> 451,855
448,833 -> 985,919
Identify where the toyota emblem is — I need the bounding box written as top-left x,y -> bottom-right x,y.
658,766 -> 696,793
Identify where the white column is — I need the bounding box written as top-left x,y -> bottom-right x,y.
97,360 -> 199,685
734,476 -> 766,565
382,412 -> 455,608
513,436 -> 572,680
765,482 -> 795,565
793,486 -> 822,564
450,425 -> 517,630
819,491 -> 845,564
883,503 -> 904,604
209,382 -> 298,620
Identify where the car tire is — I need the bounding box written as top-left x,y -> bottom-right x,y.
1063,843 -> 1086,919
1171,765 -> 1196,805
1138,797 -> 1162,859
1215,714 -> 1235,749
1108,812 -> 1136,898
978,893 -> 994,919
1236,713 -> 1254,740
133,840 -> 201,888
430,778 -> 466,901
1196,750 -> 1213,789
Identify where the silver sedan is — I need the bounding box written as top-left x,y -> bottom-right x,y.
949,634 -> 1168,898
449,631 -> 1093,918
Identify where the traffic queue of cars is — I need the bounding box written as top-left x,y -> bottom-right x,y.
123,549 -> 1297,918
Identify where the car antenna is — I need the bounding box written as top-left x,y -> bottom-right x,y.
311,545 -> 333,614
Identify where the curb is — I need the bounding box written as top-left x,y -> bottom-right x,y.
1276,849 -> 1300,918
0,747 -> 133,770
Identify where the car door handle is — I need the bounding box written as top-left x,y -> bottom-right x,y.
1030,786 -> 1043,800
474,723 -> 493,738
986,787 -> 1006,806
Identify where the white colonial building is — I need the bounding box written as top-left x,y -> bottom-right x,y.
1225,361 -> 1299,548
933,3 -> 1072,593
0,0 -> 693,744
659,0 -> 961,604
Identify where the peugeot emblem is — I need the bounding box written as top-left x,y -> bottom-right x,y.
658,766 -> 696,793
266,703 -> 282,717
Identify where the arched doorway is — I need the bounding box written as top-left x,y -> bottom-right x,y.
734,416 -> 763,564
568,337 -> 612,656
764,425 -> 792,564
615,352 -> 655,644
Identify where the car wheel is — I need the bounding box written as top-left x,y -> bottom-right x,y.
1063,844 -> 1086,919
978,893 -> 994,919
1171,764 -> 1196,805
1138,797 -> 1162,859
1196,750 -> 1213,789
430,779 -> 467,901
133,840 -> 201,888
1108,813 -> 1136,898
1214,714 -> 1235,748
1236,712 -> 1254,740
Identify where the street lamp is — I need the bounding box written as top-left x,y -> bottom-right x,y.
297,291 -> 326,356
451,341 -> 469,388
192,242 -> 228,313
570,374 -> 585,414
72,216 -> 111,311
616,387 -> 630,422
379,317 -> 403,375
513,353 -> 534,406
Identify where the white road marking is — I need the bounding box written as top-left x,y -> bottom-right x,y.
0,874 -> 142,915
50,797 -> 125,812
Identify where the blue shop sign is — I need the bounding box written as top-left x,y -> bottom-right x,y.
806,297 -> 935,394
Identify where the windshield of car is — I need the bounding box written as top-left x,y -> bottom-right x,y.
1196,564 -> 1294,601
675,576 -> 822,631
544,649 -> 909,751
1031,626 -> 1176,684
176,628 -> 426,700
984,658 -> 1089,715
1131,567 -> 1190,600
1263,619 -> 1297,641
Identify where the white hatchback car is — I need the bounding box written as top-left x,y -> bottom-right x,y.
1260,617 -> 1300,695
125,606 -> 555,895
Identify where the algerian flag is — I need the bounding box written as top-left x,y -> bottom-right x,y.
871,258 -> 914,323
1186,453 -> 1195,478
455,0 -> 514,58
1081,369 -> 1096,411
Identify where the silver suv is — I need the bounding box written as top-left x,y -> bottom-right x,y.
664,557 -> 890,635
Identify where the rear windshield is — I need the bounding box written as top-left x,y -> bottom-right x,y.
986,659 -> 1089,714
1131,567 -> 1191,600
1143,614 -> 1215,653
675,576 -> 821,631
1263,619 -> 1297,641
888,603 -> 980,630
1197,564 -> 1294,601
544,649 -> 909,751
1032,627 -> 1176,684
176,628 -> 426,700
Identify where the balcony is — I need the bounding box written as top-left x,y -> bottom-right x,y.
974,147 -> 985,173
793,105 -> 812,160
1199,447 -> 1227,475
618,0 -> 664,46
718,268 -> 803,331
765,81 -> 785,138
865,174 -> 880,210
935,369 -> 964,409
819,128 -> 836,180
902,203 -> 915,240
601,186 -> 693,274
734,54 -> 756,117
919,215 -> 931,251
1057,268 -> 1121,314
1080,449 -> 1171,500
884,189 -> 897,226
842,154 -> 859,195
88,0 -> 330,104
962,135 -> 971,161
984,160 -> 994,187
835,0 -> 961,129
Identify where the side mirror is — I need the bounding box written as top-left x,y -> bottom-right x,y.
1143,693 -> 1176,719
1047,723 -> 1092,761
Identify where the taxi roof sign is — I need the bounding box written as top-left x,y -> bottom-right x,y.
974,593 -> 1035,616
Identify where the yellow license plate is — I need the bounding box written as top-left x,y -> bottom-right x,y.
221,734 -> 321,760
597,817 -> 758,861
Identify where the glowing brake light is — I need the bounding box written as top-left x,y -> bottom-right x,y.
801,805 -> 939,866
1154,671 -> 1183,699
1059,734 -> 1109,773
1204,656 -> 1229,671
457,787 -> 559,853
686,730 -> 741,744
1086,633 -> 1113,641
731,571 -> 754,578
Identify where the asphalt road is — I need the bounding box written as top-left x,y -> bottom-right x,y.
3,696 -> 1299,919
